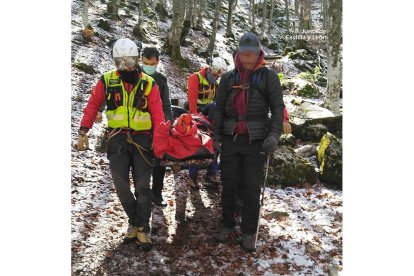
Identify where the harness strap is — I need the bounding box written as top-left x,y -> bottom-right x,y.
125,131 -> 155,167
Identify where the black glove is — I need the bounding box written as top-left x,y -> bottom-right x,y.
262,135 -> 278,154
213,140 -> 221,156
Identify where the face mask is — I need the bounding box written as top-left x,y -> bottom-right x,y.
119,69 -> 138,84
206,70 -> 216,84
142,64 -> 157,75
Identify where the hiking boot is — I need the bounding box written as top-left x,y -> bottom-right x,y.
123,225 -> 138,243
152,195 -> 167,207
136,227 -> 152,251
188,177 -> 199,190
241,233 -> 256,252
212,227 -> 234,242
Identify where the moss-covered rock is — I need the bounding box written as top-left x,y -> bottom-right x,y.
281,78 -> 296,91
283,46 -> 294,56
317,132 -> 342,189
281,77 -> 322,98
267,146 -> 318,187
143,6 -> 157,20
288,49 -> 308,60
73,62 -> 96,75
278,134 -> 297,147
297,82 -> 321,98
268,42 -> 279,51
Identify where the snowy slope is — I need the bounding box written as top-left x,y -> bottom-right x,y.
71,0 -> 342,275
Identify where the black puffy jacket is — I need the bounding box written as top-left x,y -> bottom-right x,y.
212,67 -> 285,142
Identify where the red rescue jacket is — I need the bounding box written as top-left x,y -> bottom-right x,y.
80,70 -> 164,132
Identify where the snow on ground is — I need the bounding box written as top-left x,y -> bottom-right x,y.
72,162 -> 342,275
71,0 -> 342,274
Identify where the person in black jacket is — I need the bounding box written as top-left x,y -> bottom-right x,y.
212,32 -> 285,252
141,47 -> 174,207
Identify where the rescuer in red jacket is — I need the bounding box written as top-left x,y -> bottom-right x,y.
76,38 -> 164,251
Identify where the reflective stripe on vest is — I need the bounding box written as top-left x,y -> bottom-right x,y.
103,70 -> 154,131
195,72 -> 216,105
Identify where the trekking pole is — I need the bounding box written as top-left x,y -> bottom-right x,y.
253,154 -> 271,249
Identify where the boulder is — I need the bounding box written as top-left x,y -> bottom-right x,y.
267,146 -> 318,187
73,62 -> 96,75
297,82 -> 322,98
293,59 -> 318,72
97,19 -> 110,31
317,132 -> 342,189
278,134 -> 296,147
281,78 -> 322,98
294,144 -> 317,158
283,46 -> 294,56
286,99 -> 342,142
288,49 -> 308,60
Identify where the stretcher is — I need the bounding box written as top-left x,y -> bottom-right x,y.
158,149 -> 215,172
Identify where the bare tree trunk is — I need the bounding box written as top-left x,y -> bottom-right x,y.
82,0 -> 91,29
226,0 -> 235,37
138,2 -> 143,26
323,0 -> 342,115
285,0 -> 290,33
322,0 -> 327,29
193,0 -> 200,26
190,0 -> 195,23
298,0 -> 304,30
303,0 -> 312,30
107,0 -> 120,19
181,0 -> 193,44
260,0 -> 268,38
249,0 -> 252,25
133,1 -> 147,41
184,0 -> 194,22
251,0 -> 256,31
196,0 -> 205,30
151,0 -> 156,12
168,0 -> 186,62
296,0 -> 307,48
268,0 -> 275,33
207,0 -> 222,56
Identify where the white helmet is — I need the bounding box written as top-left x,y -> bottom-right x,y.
112,38 -> 139,58
112,38 -> 140,70
211,57 -> 227,72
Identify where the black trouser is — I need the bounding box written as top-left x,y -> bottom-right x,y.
220,135 -> 265,235
107,132 -> 154,231
152,162 -> 166,198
